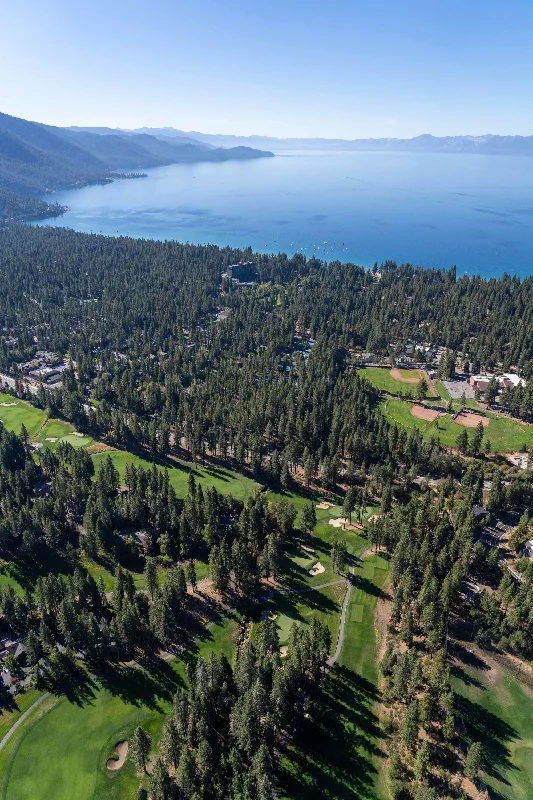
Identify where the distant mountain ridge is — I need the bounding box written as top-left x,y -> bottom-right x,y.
0,112 -> 273,220
130,128 -> 533,155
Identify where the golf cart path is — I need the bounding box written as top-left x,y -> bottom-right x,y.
328,546 -> 375,667
0,692 -> 50,752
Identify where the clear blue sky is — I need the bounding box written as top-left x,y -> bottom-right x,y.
1,0 -> 532,138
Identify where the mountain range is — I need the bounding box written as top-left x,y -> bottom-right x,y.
126,128 -> 533,155
0,112 -> 273,220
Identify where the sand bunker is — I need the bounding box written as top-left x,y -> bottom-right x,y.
309,562 -> 325,576
316,501 -> 334,509
301,545 -> 315,553
329,517 -> 347,528
455,411 -> 489,428
106,740 -> 128,771
280,645 -> 288,657
0,402 -> 17,407
45,437 -> 58,442
72,432 -> 84,437
411,404 -> 440,422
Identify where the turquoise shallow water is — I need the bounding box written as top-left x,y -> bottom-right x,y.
34,149 -> 533,278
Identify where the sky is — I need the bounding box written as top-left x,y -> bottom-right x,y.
1,0 -> 532,139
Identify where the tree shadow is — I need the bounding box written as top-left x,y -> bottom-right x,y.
456,694 -> 518,786
97,656 -> 183,712
278,665 -> 384,799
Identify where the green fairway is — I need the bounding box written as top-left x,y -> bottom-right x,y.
38,419 -> 94,450
452,653 -> 533,800
357,367 -> 431,398
279,554 -> 389,800
266,581 -> 347,654
0,688 -> 43,741
0,394 -> 45,438
0,614 -> 241,800
278,498 -> 378,591
381,397 -> 533,452
92,450 -> 258,502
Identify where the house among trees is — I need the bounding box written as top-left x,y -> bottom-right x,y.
222,261 -> 260,285
469,373 -> 525,393
0,638 -> 25,662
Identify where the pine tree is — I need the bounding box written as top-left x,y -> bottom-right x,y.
144,558 -> 158,601
130,726 -> 152,774
465,741 -> 483,783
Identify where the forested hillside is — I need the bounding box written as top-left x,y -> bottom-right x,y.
0,111 -> 273,220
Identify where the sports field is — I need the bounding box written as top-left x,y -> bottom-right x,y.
381,397 -> 533,452
357,367 -> 433,398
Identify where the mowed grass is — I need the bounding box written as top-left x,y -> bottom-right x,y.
92,450 -> 258,502
265,582 -> 347,655
0,614 -> 241,800
0,687 -> 43,741
452,656 -> 533,800
38,419 -> 94,450
357,367 -> 431,398
0,393 -> 45,438
381,397 -> 533,452
279,554 -> 389,800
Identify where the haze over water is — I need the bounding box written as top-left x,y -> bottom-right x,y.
35,150 -> 533,278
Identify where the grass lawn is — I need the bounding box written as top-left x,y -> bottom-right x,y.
0,395 -> 45,438
452,654 -> 533,800
278,500 -> 379,592
0,687 -> 43,741
92,450 -> 258,502
265,582 -> 346,655
357,367 -> 431,398
37,419 -> 94,450
0,550 -> 75,596
0,614 -> 241,800
381,397 -> 533,452
278,553 -> 389,800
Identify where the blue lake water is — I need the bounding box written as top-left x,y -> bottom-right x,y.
34,150 -> 533,278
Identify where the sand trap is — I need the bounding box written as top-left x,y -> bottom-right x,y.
411,404 -> 440,422
106,740 -> 128,771
309,562 -> 325,576
0,402 -> 17,406
455,411 -> 489,428
280,645 -> 288,657
45,437 -> 58,442
329,517 -> 348,528
316,501 -> 334,509
72,431 -> 84,437
301,545 -> 315,553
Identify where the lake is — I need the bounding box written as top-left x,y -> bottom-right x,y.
34,150 -> 533,278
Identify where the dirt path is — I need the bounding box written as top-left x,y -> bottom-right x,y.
0,692 -> 50,752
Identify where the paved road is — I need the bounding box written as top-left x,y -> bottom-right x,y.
0,692 -> 50,752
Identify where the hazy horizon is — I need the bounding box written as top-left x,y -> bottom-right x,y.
2,0 -> 533,139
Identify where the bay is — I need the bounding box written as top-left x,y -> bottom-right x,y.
33,150 -> 533,278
